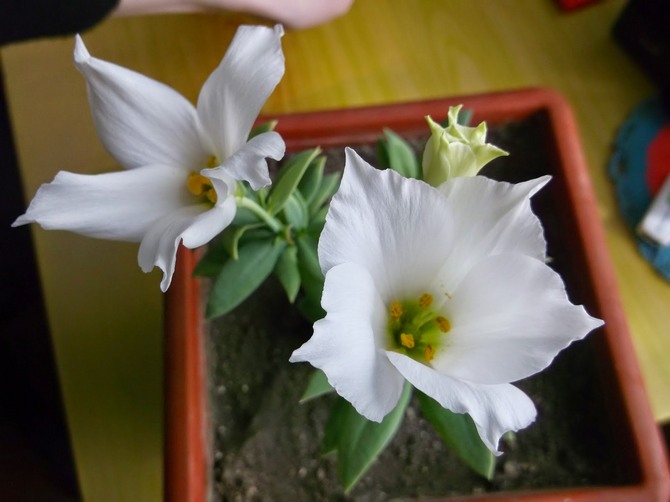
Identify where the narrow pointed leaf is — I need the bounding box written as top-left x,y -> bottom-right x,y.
274,244 -> 301,303
296,234 -> 326,321
296,235 -> 323,290
376,138 -> 391,169
325,382 -> 412,493
308,172 -> 341,215
227,223 -> 266,260
322,397 -> 346,456
296,234 -> 323,285
248,119 -> 278,140
266,148 -> 321,215
297,293 -> 325,323
456,108 -> 474,126
307,205 -> 328,234
207,238 -> 286,318
256,186 -> 269,206
300,369 -> 334,403
195,224 -> 274,277
282,191 -> 309,229
232,206 -> 261,226
417,391 -> 495,480
193,233 -> 231,277
383,128 -> 420,179
298,156 -> 326,205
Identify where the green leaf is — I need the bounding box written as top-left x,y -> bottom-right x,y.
298,155 -> 326,205
256,186 -> 269,206
282,191 -> 309,229
193,233 -> 231,277
457,108 -> 474,126
307,205 -> 328,234
376,137 -> 391,169
417,391 -> 495,480
274,245 -> 301,303
232,206 -> 260,226
266,148 -> 321,215
296,234 -> 325,321
299,369 -> 334,403
297,294 -> 325,323
296,234 -> 322,284
383,128 -> 420,179
308,172 -> 340,216
227,223 -> 266,260
248,119 -> 278,140
324,383 -> 412,492
207,238 -> 286,318
321,399 -> 344,456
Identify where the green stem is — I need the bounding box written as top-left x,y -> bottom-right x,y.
236,196 -> 283,233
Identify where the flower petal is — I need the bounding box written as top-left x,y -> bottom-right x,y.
137,202 -> 234,292
12,165 -> 187,241
203,131 -> 285,190
386,351 -> 537,454
197,25 -> 285,160
182,165 -> 238,248
181,197 -> 237,249
289,262 -> 405,422
433,253 -> 604,384
318,149 -> 454,300
434,175 -> 549,293
74,35 -> 205,170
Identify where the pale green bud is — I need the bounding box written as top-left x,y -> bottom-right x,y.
422,106 -> 508,187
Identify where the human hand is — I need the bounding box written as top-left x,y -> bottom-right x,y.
114,0 -> 354,28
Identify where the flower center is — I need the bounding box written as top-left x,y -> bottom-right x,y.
186,156 -> 219,204
386,293 -> 450,365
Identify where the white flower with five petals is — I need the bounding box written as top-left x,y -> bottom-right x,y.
13,25 -> 286,291
290,149 -> 603,454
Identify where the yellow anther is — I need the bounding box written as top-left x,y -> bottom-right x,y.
389,301 -> 404,320
436,316 -> 451,333
206,155 -> 219,168
424,344 -> 435,362
187,172 -> 217,204
400,333 -> 415,349
419,293 -> 433,308
187,173 -> 210,196
206,188 -> 218,204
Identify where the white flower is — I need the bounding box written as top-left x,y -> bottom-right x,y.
13,25 -> 286,291
422,105 -> 508,186
290,149 -> 603,453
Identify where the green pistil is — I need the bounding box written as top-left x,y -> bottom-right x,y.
386,293 -> 450,365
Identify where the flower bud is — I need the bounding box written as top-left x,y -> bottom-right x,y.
422,106 -> 508,186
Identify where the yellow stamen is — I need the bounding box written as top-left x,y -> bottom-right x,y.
206,188 -> 218,204
424,344 -> 435,362
390,300 -> 404,320
387,296 -> 449,365
187,173 -> 210,196
206,155 -> 219,168
187,172 -> 217,204
419,293 -> 433,308
400,333 -> 415,349
436,316 -> 451,333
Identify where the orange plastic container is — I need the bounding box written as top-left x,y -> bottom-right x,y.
164,88 -> 670,502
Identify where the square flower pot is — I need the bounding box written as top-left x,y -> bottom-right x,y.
164,88 -> 670,501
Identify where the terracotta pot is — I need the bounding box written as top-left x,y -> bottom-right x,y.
164,88 -> 670,501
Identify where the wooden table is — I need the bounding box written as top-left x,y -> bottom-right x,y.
2,1 -> 667,500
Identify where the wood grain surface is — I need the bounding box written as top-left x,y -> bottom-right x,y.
2,1 -> 667,500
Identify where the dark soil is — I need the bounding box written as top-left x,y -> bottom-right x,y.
206,113 -> 632,501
